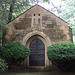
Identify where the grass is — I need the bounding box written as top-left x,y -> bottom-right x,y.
0,72 -> 50,75
0,72 -> 75,75
0,73 -> 34,75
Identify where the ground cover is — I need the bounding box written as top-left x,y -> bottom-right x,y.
0,72 -> 75,75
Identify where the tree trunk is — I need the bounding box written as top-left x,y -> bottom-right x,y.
8,0 -> 15,23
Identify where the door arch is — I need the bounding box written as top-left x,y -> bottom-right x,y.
29,38 -> 45,66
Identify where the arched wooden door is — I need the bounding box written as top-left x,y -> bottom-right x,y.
29,38 -> 45,66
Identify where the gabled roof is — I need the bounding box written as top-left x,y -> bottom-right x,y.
7,4 -> 68,24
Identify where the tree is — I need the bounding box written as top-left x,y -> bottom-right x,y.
59,0 -> 75,36
0,0 -> 31,45
8,0 -> 15,23
0,0 -> 10,46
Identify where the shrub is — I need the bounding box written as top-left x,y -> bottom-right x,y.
0,43 -> 30,66
47,43 -> 75,71
0,58 -> 8,71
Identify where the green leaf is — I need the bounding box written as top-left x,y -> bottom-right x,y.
43,0 -> 49,2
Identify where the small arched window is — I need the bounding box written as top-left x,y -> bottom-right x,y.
38,19 -> 40,24
33,19 -> 36,24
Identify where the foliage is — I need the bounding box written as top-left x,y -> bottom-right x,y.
0,43 -> 30,66
43,0 -> 49,2
0,0 -> 9,39
0,58 -> 8,71
47,43 -> 75,71
59,0 -> 75,37
73,35 -> 75,44
0,0 -> 49,23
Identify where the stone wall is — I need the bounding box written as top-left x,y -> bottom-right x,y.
5,5 -> 72,45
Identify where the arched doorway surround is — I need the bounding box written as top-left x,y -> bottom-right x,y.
22,31 -> 51,46
21,31 -> 52,66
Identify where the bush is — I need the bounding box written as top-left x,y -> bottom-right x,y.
0,58 -> 8,71
0,43 -> 30,66
47,43 -> 75,71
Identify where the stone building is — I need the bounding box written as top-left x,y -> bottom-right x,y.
5,5 -> 72,67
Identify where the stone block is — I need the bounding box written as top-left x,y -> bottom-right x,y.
47,24 -> 54,28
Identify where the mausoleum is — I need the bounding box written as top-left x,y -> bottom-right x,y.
5,5 -> 72,67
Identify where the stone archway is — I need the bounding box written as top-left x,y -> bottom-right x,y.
22,31 -> 51,46
21,31 -> 52,66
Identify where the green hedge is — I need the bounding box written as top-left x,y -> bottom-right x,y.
0,43 -> 30,66
0,58 -> 8,71
47,43 -> 75,71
